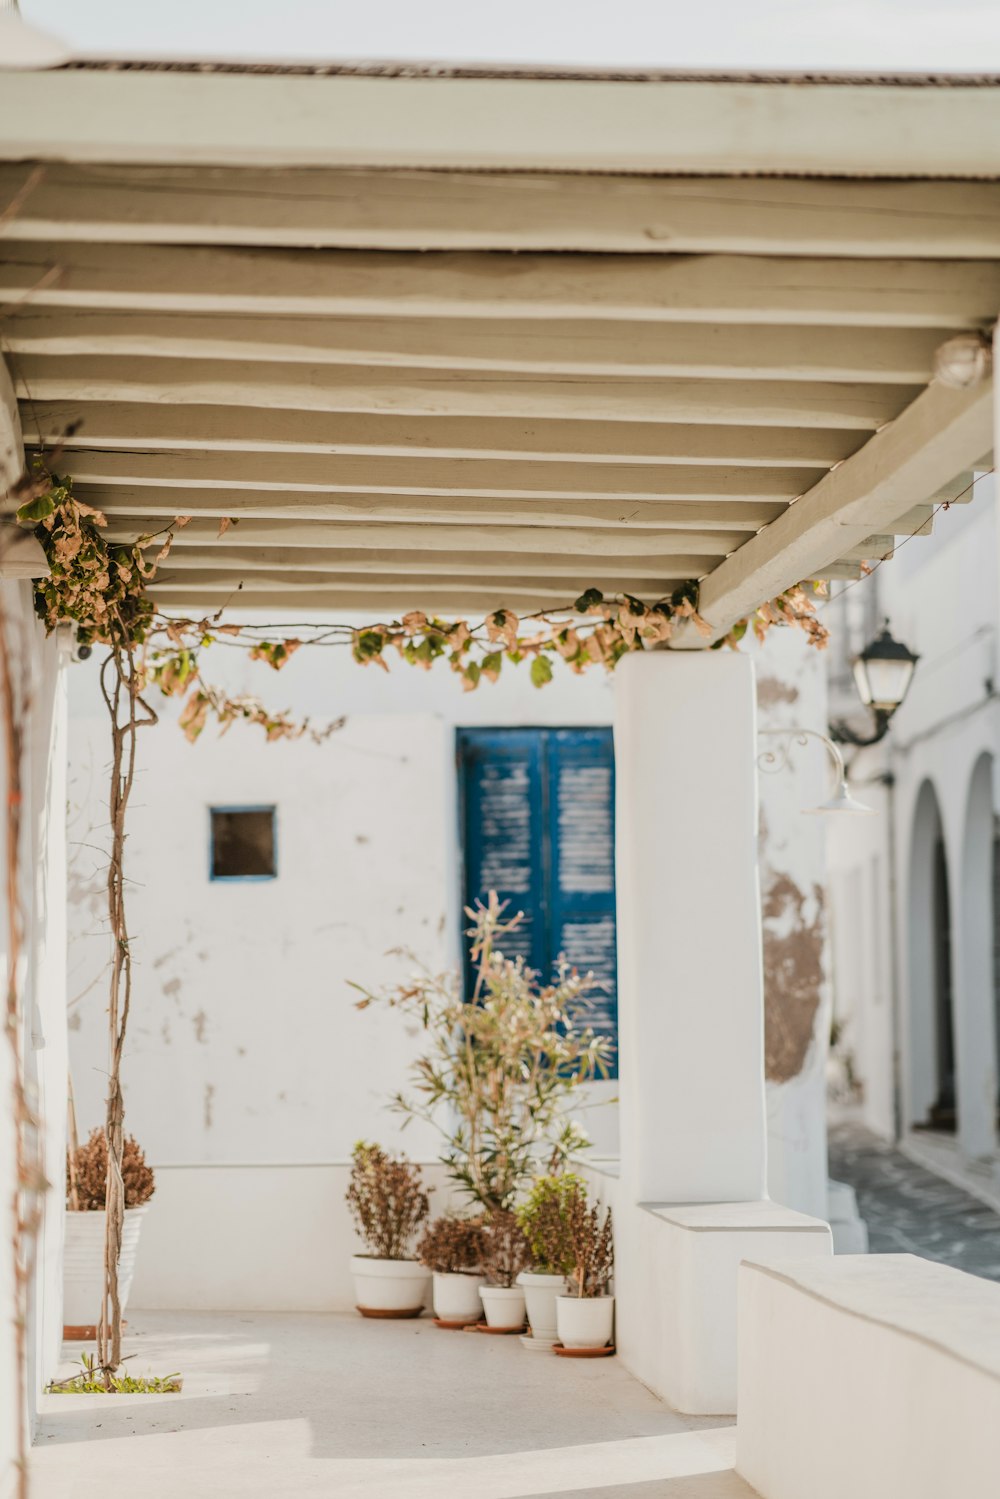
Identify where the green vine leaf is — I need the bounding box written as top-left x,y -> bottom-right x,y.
16,494 -> 55,524
530,655 -> 554,688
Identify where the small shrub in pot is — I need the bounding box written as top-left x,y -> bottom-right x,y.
515,1173 -> 582,1343
479,1210 -> 532,1329
63,1130 -> 155,1337
556,1190 -> 615,1350
418,1215 -> 487,1325
346,1141 -> 431,1317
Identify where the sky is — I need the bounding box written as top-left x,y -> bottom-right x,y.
21,0 -> 1000,72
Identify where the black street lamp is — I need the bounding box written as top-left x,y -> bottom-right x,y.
831,620 -> 919,747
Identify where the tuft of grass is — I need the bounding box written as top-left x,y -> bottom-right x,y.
47,1354 -> 182,1394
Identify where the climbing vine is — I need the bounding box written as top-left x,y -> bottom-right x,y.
0,587 -> 45,1499
18,471 -> 829,741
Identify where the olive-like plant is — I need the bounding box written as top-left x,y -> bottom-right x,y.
353,894 -> 613,1214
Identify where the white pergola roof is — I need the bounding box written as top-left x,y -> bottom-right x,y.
1,64 -> 997,639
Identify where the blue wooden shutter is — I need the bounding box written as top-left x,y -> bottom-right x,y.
546,729 -> 618,1065
457,729 -> 546,995
457,726 -> 618,1076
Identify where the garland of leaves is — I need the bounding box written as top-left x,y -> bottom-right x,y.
348,581 -> 828,692
18,472 -> 829,740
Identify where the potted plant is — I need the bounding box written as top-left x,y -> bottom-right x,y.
346,1141 -> 431,1317
556,1189 -> 615,1350
417,1215 -> 487,1325
515,1172 -> 582,1345
64,1129 -> 155,1339
353,894 -> 613,1216
479,1210 -> 531,1330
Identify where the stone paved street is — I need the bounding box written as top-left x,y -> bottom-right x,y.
828,1122 -> 1000,1281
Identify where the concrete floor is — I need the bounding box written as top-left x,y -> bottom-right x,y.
32,1312 -> 750,1499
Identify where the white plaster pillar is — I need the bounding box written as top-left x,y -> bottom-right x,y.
612,650 -> 831,1415
952,755 -> 999,1162
614,649 -> 767,1203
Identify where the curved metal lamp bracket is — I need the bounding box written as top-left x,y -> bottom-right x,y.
757,728 -> 875,815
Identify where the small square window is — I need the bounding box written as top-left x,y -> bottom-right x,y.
210,807 -> 277,881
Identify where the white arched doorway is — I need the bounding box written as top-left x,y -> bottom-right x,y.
907,780 -> 956,1132
955,753 -> 1000,1160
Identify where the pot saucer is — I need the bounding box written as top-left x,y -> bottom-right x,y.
519,1333 -> 557,1351
462,1320 -> 526,1335
356,1305 -> 423,1319
553,1341 -> 616,1358
433,1316 -> 479,1330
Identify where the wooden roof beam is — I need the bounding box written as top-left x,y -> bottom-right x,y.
153,551 -> 711,582
45,448 -> 820,502
138,533 -> 734,565
22,400 -> 865,468
93,494 -> 780,532
689,376 -> 996,645
147,574 -> 681,605
4,168 -> 1000,258
3,71 -> 1000,177
2,312 -> 957,384
13,359 -> 915,428
3,243 -> 999,328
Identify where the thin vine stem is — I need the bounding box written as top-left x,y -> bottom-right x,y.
95,635 -> 156,1377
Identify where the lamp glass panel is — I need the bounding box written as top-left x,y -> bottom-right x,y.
862,656 -> 915,711
852,657 -> 873,706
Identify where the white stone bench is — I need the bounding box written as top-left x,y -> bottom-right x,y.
736,1253 -> 1000,1499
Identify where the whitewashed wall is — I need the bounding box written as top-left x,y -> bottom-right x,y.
65,618 -> 831,1310
827,475 -> 1000,1175
0,583 -> 67,1497
755,630 -> 834,1220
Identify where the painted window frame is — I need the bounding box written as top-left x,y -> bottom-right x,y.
208,804 -> 278,883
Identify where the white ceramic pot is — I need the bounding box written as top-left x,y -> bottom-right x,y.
350,1255 -> 430,1317
479,1284 -> 526,1329
432,1270 -> 486,1324
63,1204 -> 148,1335
517,1270 -> 568,1342
556,1293 -> 615,1350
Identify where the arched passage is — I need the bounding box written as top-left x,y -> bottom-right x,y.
908,780 -> 956,1131
956,753 -> 999,1158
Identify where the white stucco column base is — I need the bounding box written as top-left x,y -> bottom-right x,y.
616,1198 -> 831,1414
612,651 -> 832,1414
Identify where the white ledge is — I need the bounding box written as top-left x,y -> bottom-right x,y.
743,1251 -> 1000,1383
645,1200 -> 830,1233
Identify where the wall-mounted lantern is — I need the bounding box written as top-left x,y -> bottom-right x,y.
833,620 -> 919,747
